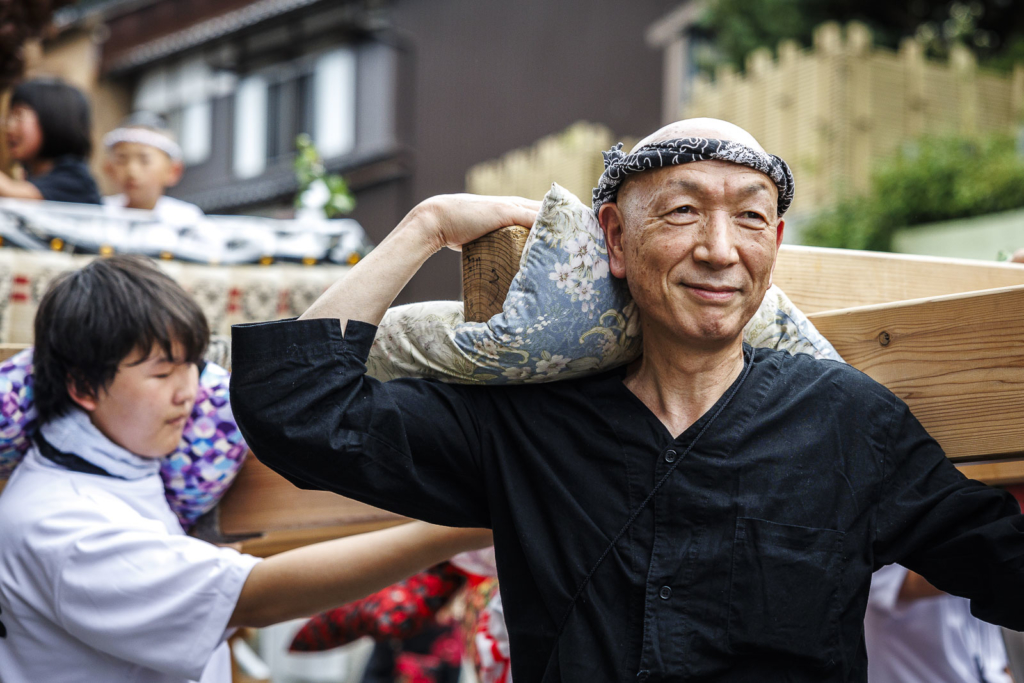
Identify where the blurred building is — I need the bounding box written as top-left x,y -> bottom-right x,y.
29,0 -> 679,301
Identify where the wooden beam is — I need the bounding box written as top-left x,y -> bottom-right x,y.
459,235 -> 1024,318
809,285 -> 1024,462
958,460 -> 1024,487
215,456 -> 405,537
239,519 -> 407,558
462,225 -> 530,322
0,344 -> 29,362
775,245 -> 1024,314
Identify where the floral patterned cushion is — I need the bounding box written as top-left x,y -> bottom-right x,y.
0,349 -> 247,529
0,349 -> 34,481
160,362 -> 249,528
366,183 -> 840,384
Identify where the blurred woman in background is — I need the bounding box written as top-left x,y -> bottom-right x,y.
0,77 -> 100,204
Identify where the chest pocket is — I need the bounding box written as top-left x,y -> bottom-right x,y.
727,517 -> 844,668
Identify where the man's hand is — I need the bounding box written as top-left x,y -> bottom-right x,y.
301,195 -> 538,329
419,194 -> 540,252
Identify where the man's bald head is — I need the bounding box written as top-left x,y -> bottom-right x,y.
618,119 -> 773,221
630,118 -> 766,155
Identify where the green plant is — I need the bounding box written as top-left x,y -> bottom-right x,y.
699,0 -> 1024,75
802,132 -> 1024,251
294,133 -> 356,218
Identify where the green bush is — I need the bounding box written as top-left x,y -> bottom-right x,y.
802,133 -> 1024,251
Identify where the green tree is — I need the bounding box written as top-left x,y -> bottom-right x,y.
802,133 -> 1024,251
701,0 -> 1024,73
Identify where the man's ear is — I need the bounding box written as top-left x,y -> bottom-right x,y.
599,203 -> 628,279
769,218 -> 786,286
102,158 -> 115,180
66,377 -> 98,412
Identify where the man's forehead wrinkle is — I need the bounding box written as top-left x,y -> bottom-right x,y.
647,165 -> 776,201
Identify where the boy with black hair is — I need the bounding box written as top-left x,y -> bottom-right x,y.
0,254 -> 490,683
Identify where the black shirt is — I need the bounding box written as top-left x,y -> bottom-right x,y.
230,318 -> 1024,683
28,155 -> 101,205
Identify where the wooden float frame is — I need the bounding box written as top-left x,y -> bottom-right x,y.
2,243 -> 1024,553
225,242 -> 1024,552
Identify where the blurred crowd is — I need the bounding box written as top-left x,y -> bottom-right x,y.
2,77 -> 201,221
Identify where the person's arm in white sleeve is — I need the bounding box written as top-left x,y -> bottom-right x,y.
48,505 -> 489,680
868,563 -> 911,615
869,563 -> 946,619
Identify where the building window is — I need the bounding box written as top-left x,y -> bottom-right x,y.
232,47 -> 357,179
313,48 -> 356,159
134,57 -> 233,166
266,72 -> 314,162
233,75 -> 268,179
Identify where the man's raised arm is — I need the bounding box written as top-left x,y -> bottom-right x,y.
300,194 -> 538,329
230,195 -> 537,529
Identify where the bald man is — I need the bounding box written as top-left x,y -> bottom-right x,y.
230,119 -> 1024,682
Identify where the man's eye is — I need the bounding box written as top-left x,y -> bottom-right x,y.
673,206 -> 693,214
154,372 -> 172,379
743,211 -> 765,221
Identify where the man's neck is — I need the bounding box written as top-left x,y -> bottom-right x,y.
623,329 -> 746,439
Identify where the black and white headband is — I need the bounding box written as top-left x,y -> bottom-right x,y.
592,137 -> 795,217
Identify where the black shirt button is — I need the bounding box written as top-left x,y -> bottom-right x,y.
664,449 -> 677,463
659,585 -> 672,600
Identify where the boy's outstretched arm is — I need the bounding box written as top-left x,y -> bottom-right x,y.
229,521 -> 491,628
300,194 -> 538,329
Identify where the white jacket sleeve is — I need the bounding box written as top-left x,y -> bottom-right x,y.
867,563 -> 910,616
39,505 -> 260,680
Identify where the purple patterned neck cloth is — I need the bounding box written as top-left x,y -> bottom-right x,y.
592,137 -> 795,217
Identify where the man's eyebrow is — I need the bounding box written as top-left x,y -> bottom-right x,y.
740,182 -> 772,197
665,178 -> 703,194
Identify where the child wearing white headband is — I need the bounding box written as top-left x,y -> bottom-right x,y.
102,112 -> 203,225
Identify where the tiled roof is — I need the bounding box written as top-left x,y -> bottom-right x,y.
105,0 -> 326,73
54,0 -> 160,29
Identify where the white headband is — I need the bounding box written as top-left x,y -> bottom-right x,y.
103,127 -> 183,161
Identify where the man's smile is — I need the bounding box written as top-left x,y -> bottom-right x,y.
680,281 -> 741,302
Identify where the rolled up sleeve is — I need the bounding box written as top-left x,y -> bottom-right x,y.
230,318 -> 491,528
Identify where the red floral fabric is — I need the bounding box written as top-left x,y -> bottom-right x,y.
393,624 -> 464,683
459,578 -> 511,683
289,562 -> 467,652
